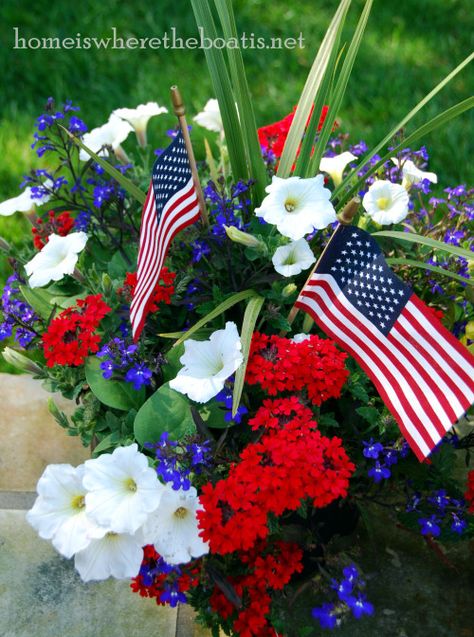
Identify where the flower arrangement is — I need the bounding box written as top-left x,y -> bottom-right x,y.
1,1 -> 473,635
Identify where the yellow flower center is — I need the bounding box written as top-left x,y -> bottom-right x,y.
71,495 -> 85,511
284,197 -> 298,213
376,197 -> 390,210
124,478 -> 137,492
174,506 -> 188,519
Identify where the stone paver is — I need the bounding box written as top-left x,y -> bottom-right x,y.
0,374 -> 89,491
0,510 -> 178,637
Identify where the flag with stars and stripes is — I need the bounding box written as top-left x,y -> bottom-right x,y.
130,131 -> 200,341
296,225 -> 474,461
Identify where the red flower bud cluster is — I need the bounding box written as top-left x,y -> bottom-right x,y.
198,398 -> 355,555
245,332 -> 349,405
209,540 -> 303,637
31,210 -> 75,250
42,294 -> 111,367
119,268 -> 176,311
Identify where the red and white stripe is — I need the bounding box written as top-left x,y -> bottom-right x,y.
130,177 -> 200,340
297,273 -> 474,461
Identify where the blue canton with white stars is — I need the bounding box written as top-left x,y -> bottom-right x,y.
316,226 -> 412,335
151,131 -> 192,224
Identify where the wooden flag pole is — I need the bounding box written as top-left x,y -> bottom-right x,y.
170,85 -> 208,226
282,197 -> 360,335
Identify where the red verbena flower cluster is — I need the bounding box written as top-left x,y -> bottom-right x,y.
198,398 -> 355,555
119,268 -> 176,311
465,470 -> 474,513
31,210 -> 75,250
245,332 -> 349,405
42,294 -> 111,367
210,540 -> 303,637
130,545 -> 200,606
258,105 -> 331,159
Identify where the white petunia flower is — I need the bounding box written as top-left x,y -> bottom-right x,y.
113,102 -> 168,147
255,175 -> 337,240
362,180 -> 409,225
142,485 -> 209,565
0,181 -> 53,217
79,114 -> 133,161
83,443 -> 164,535
24,232 -> 88,288
26,464 -> 97,558
193,99 -> 223,135
74,527 -> 145,582
272,238 -> 316,277
291,333 -> 311,344
319,151 -> 357,186
391,158 -> 438,189
169,321 -> 243,403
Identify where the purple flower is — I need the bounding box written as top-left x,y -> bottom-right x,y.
312,603 -> 337,629
428,489 -> 449,511
418,515 -> 441,537
363,439 -> 384,459
69,116 -> 88,134
451,514 -> 467,534
125,363 -> 152,390
444,229 -> 465,246
346,593 -> 374,619
368,461 -> 391,483
160,582 -> 187,607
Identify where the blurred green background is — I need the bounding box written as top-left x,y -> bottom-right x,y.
0,0 -> 472,281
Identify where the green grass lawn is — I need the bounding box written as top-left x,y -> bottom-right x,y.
0,0 -> 472,371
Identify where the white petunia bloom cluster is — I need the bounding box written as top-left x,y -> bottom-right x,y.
27,443 -> 209,582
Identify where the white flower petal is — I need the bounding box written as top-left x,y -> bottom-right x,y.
79,115 -> 133,161
0,182 -> 52,216
74,531 -> 144,582
83,443 -> 164,534
319,151 -> 357,186
24,232 -> 88,288
193,99 -> 223,134
362,180 -> 409,225
169,322 -> 243,403
391,158 -> 437,186
272,238 -> 316,277
113,102 -> 168,132
143,485 -> 209,565
255,175 -> 337,240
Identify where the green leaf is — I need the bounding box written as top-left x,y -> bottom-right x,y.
190,0 -> 249,182
161,342 -> 185,382
59,125 -> 146,205
307,0 -> 373,176
214,0 -> 268,202
386,257 -> 474,287
85,357 -> 145,411
374,231 -> 474,261
333,53 -> 474,206
356,405 -> 380,427
199,400 -> 230,429
277,0 -> 352,177
19,286 -> 56,321
92,432 -> 122,456
133,382 -> 195,444
232,294 -> 265,417
173,289 -> 258,347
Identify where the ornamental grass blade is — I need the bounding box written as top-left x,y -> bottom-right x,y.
333,97 -> 474,207
307,0 -> 373,177
374,230 -> 474,261
277,0 -> 352,178
232,294 -> 265,417
190,0 -> 249,183
214,0 -> 268,203
386,257 -> 474,287
172,289 -> 258,347
332,52 -> 474,206
59,125 -> 146,205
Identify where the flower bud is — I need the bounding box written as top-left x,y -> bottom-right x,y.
101,273 -> 113,295
224,225 -> 265,250
282,283 -> 297,298
2,347 -> 43,375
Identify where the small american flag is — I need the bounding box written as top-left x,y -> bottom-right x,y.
130,131 -> 200,340
296,225 -> 474,461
